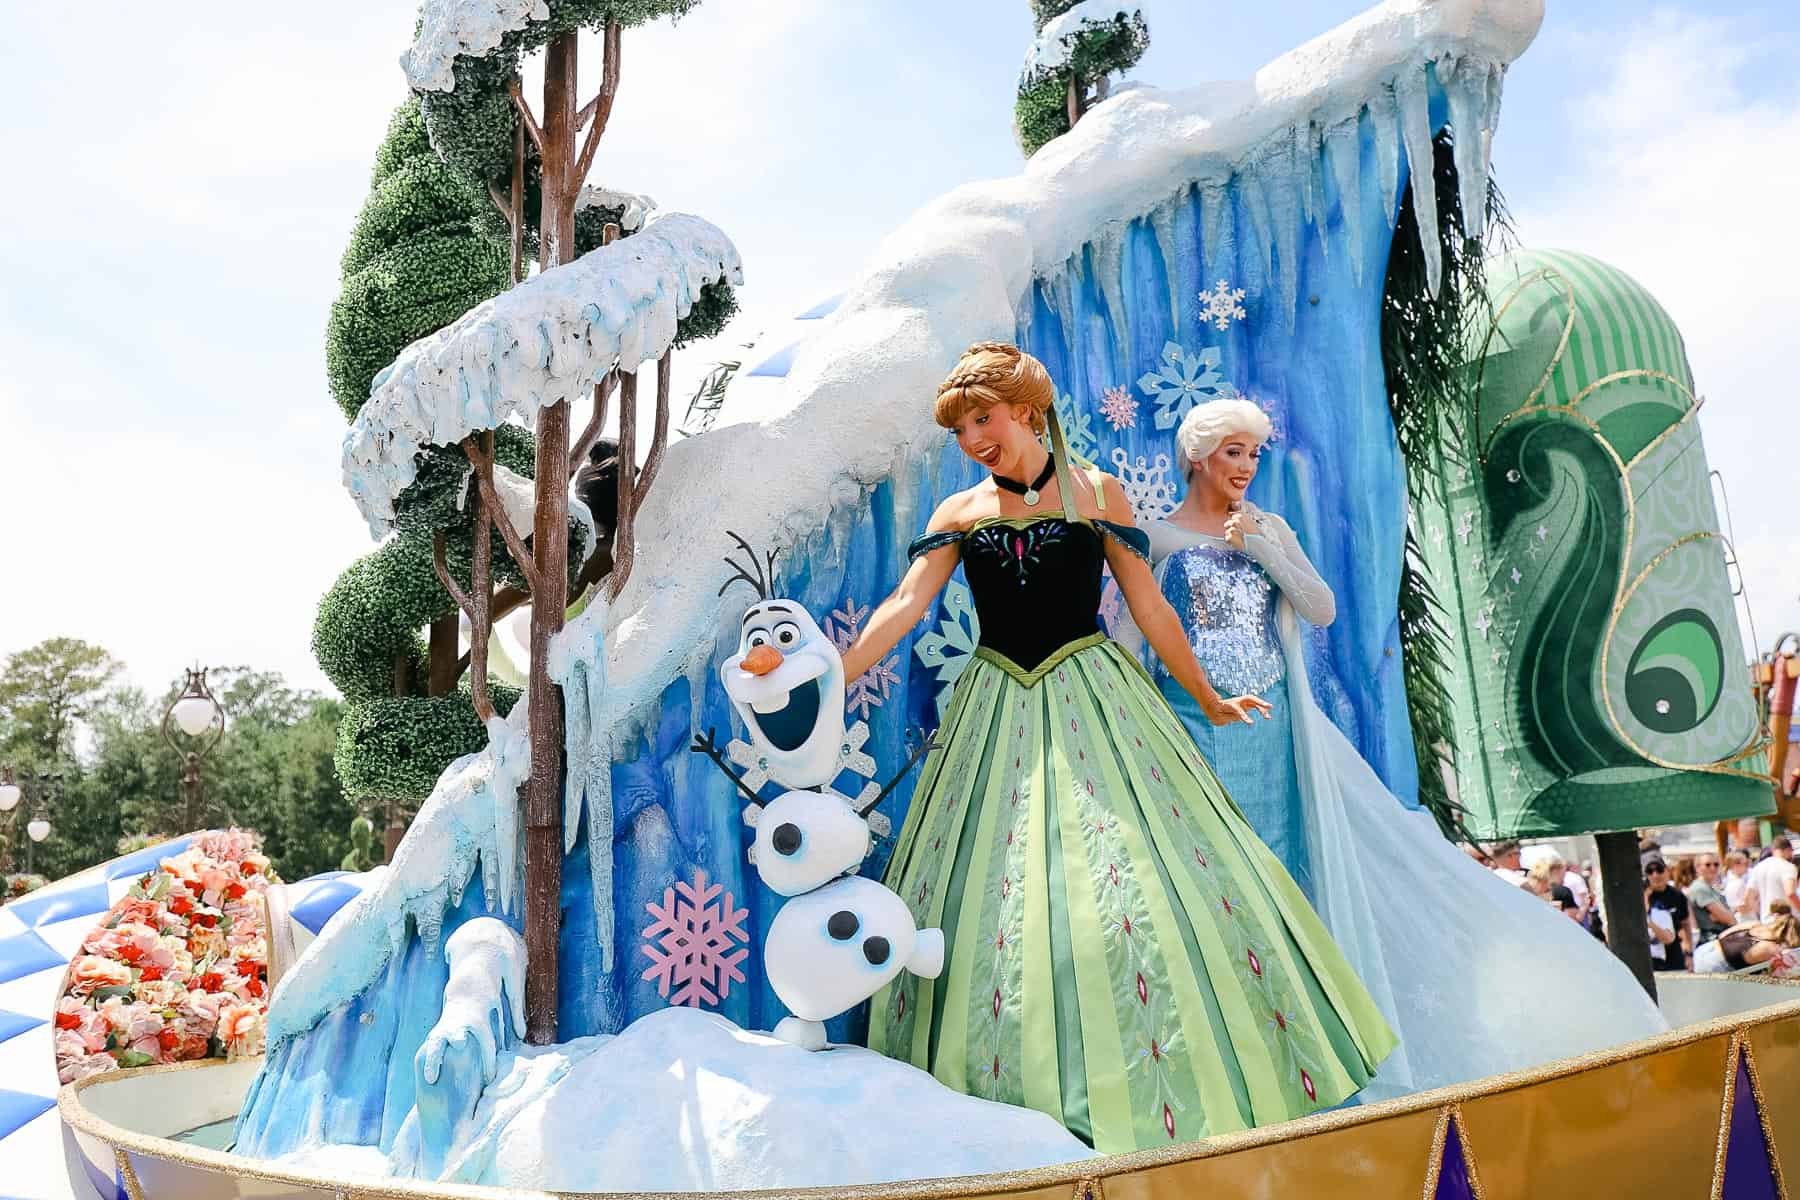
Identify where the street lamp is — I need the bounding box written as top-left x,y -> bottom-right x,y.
161,667 -> 226,831
0,768 -> 65,877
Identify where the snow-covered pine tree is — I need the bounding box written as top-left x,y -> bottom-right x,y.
1014,1 -> 1150,157
393,0 -> 739,1043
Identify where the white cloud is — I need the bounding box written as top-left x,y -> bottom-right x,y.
1507,8 -> 1800,659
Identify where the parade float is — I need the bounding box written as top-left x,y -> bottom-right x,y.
19,0 -> 1800,1196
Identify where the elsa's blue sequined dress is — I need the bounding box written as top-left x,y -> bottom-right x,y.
1147,514 -> 1327,895
1133,502 -> 1669,1101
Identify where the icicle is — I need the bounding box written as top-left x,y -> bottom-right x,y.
1241,166 -> 1275,306
1302,121 -> 1326,243
1255,143 -> 1302,329
1445,57 -> 1493,238
1199,182 -> 1235,310
561,660 -> 591,855
1148,197 -> 1183,331
1369,84 -> 1403,228
1324,118 -> 1364,284
1394,68 -> 1443,297
586,724 -> 615,971
1092,228 -> 1131,346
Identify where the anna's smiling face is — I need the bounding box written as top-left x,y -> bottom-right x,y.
948,402 -> 1042,479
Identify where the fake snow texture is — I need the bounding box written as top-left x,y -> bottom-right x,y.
406,1008 -> 1095,1190
577,185 -> 655,232
402,0 -> 548,93
342,213 -> 743,538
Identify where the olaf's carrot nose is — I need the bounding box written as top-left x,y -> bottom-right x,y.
742,644 -> 783,676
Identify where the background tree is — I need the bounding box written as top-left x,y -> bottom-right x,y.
1014,2 -> 1149,157
0,638 -> 121,762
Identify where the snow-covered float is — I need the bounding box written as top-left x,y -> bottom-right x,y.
42,0 -> 1800,1195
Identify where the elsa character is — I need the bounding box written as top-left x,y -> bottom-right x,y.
844,343 -> 1396,1152
1139,397 -> 1666,1100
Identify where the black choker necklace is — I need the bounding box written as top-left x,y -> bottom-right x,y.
993,454 -> 1055,507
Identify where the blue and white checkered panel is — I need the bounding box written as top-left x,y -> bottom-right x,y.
744,293 -> 843,379
0,837 -> 199,1200
0,839 -> 373,1200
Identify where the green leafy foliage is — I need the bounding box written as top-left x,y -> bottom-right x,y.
341,815 -> 378,872
334,681 -> 519,802
1380,129 -> 1511,839
313,537 -> 441,704
0,638 -> 122,762
1014,5 -> 1149,157
675,278 -> 738,349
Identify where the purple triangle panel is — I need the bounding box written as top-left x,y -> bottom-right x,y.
1722,1054 -> 1780,1200
1434,1118 -> 1477,1200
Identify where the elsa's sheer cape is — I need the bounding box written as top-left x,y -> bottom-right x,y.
1128,507 -> 1666,1100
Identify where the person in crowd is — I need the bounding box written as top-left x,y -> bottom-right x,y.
1722,849 -> 1759,921
1733,818 -> 1765,861
1557,858 -> 1592,923
1692,902 -> 1800,974
1747,836 -> 1798,922
1687,853 -> 1735,946
1644,858 -> 1691,972
1489,840 -> 1527,887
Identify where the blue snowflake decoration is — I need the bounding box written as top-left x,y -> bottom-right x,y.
1136,341 -> 1237,431
1054,392 -> 1099,461
913,578 -> 979,720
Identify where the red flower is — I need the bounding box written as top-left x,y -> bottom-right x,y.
234,959 -> 260,978
55,1010 -> 82,1031
139,965 -> 163,982
244,978 -> 265,998
168,895 -> 193,917
240,861 -> 260,876
158,1028 -> 179,1053
224,881 -> 247,901
197,973 -> 224,993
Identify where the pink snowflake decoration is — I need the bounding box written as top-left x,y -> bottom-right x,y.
1100,386 -> 1138,431
826,598 -> 901,719
641,869 -> 749,1008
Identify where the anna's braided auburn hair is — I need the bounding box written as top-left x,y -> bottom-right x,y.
933,342 -> 1054,435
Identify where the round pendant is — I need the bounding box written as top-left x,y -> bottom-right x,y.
1023,488 -> 1041,507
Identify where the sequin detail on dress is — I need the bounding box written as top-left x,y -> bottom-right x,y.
1161,544 -> 1285,696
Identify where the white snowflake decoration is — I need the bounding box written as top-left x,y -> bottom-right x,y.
640,869 -> 749,1008
1054,393 -> 1099,461
1099,385 -> 1138,431
913,578 -> 980,720
1110,447 -> 1179,524
1198,279 -> 1248,332
1137,341 -> 1238,431
825,600 -> 901,720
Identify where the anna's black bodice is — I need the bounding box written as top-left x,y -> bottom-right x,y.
910,517 -> 1149,674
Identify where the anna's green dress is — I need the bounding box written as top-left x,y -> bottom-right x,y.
867,479 -> 1394,1154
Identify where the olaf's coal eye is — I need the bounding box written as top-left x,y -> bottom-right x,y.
863,936 -> 891,966
827,910 -> 859,941
772,823 -> 802,856
774,621 -> 802,648
745,628 -> 770,650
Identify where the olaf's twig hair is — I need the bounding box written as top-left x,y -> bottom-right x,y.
689,728 -> 765,808
718,530 -> 779,600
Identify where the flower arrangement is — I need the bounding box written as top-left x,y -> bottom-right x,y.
5,874 -> 47,900
55,830 -> 279,1084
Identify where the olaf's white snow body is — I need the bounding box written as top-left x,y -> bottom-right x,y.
721,599 -> 847,790
764,876 -> 945,1051
748,788 -> 873,898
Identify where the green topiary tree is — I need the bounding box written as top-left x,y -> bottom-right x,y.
315,99 -> 581,845
1014,2 -> 1150,157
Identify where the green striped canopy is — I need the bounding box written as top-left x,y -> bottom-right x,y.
1416,249 -> 1765,838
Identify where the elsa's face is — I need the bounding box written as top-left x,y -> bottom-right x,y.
1191,434 -> 1263,501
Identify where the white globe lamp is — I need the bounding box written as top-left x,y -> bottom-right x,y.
26,818 -> 50,843
172,694 -> 219,737
0,783 -> 19,813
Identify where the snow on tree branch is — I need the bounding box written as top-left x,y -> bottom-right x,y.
342,212 -> 744,537
1023,1 -> 1143,78
578,185 -> 656,233
402,0 -> 549,93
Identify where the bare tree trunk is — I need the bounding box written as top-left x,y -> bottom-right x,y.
520,28 -> 580,1047
427,616 -> 459,697
1066,73 -> 1086,127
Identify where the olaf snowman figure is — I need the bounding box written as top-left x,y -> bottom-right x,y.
695,533 -> 943,1051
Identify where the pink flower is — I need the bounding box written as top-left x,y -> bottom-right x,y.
57,1044 -> 119,1084
218,1003 -> 264,1057
56,998 -> 109,1053
66,956 -> 132,997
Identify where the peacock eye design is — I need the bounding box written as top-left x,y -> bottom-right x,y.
1625,608 -> 1724,734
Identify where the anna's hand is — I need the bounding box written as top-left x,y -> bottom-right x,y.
1205,694 -> 1274,726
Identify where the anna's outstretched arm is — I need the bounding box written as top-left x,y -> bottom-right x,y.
841,497 -> 964,681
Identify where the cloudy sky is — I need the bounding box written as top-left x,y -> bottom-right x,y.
1,1 -> 1794,698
